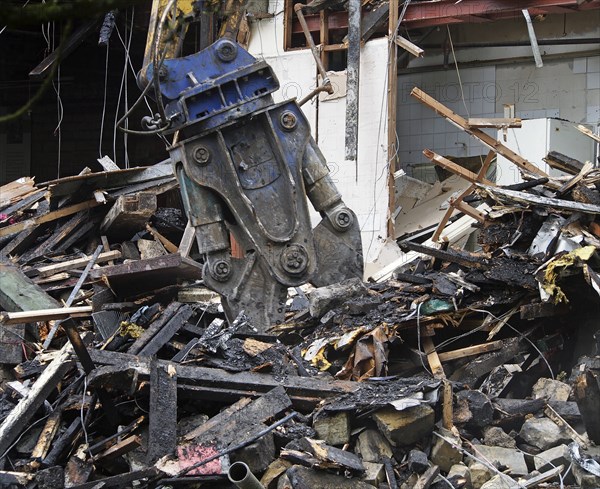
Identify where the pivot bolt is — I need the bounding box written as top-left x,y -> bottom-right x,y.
280,111 -> 297,131
211,260 -> 231,281
193,145 -> 210,165
331,208 -> 353,231
215,39 -> 238,62
158,67 -> 168,80
336,211 -> 351,228
281,244 -> 308,275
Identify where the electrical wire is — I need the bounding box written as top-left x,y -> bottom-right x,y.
53,52 -> 64,178
416,301 -> 432,375
99,43 -> 110,158
446,25 -> 470,118
467,306 -> 555,379
115,6 -> 176,136
80,376 -> 90,447
152,0 -> 178,123
113,8 -> 135,168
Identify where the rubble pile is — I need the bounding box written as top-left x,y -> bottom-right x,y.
1,149 -> 600,489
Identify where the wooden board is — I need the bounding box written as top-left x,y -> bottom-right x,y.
0,342 -> 74,455
0,199 -> 102,239
34,250 -> 121,277
90,254 -> 203,297
0,306 -> 93,325
89,349 -> 359,409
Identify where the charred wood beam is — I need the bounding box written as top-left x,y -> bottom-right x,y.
146,361 -> 178,464
88,349 -> 359,409
138,304 -> 192,357
361,3 -> 388,42
398,240 -> 489,269
344,0 -> 360,163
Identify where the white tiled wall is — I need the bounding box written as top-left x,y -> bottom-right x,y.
397,66 -> 497,176
397,56 -> 600,179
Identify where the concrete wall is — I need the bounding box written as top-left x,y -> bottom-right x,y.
248,11 -> 390,262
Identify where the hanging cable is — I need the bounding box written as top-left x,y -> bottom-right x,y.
113,8 -> 134,167
123,7 -> 133,168
99,42 -> 110,158
446,25 -> 470,118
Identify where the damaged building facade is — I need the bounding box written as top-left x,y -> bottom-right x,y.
1,0 -> 600,488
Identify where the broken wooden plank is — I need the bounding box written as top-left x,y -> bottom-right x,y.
423,150 -> 494,185
100,193 -> 157,240
138,304 -> 192,357
394,35 -> 424,57
543,150 -> 585,175
422,337 -> 445,379
90,254 -> 203,297
146,224 -> 179,254
178,220 -> 195,257
20,211 -> 89,264
467,117 -> 521,128
371,207 -> 486,282
450,337 -> 523,387
0,189 -> 45,218
97,155 -> 120,172
127,302 -> 182,355
520,302 -> 569,320
0,341 -> 74,456
575,124 -> 600,143
0,224 -> 47,260
414,464 -> 440,489
0,306 -> 93,325
30,410 -> 62,462
34,250 -> 121,278
95,435 -> 142,463
56,220 -> 98,253
411,87 -> 547,177
0,199 -> 102,239
437,341 -> 504,362
0,177 -> 37,208
184,386 -> 291,443
480,185 -> 600,214
147,361 -> 178,463
398,240 -> 489,270
41,159 -> 172,197
361,2 -> 388,41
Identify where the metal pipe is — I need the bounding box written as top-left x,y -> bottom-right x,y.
420,37 -> 600,49
228,462 -> 265,489
294,3 -> 330,83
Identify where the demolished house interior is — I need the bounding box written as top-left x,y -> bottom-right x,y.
1,0 -> 600,488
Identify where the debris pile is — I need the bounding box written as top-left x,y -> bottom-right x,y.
1,133 -> 600,488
